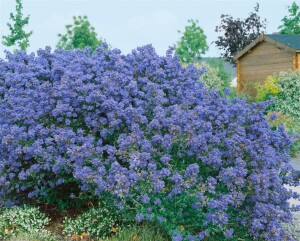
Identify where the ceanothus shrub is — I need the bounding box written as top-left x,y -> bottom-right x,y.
0,44 -> 299,241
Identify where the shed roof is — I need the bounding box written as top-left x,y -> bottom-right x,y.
265,34 -> 300,50
234,34 -> 300,61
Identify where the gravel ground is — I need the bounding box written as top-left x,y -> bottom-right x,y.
283,212 -> 300,240
289,155 -> 300,205
287,155 -> 300,239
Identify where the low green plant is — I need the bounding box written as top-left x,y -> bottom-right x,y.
63,196 -> 129,240
0,205 -> 53,240
238,81 -> 259,103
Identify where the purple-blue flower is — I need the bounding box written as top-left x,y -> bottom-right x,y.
141,194 -> 150,204
135,213 -> 143,222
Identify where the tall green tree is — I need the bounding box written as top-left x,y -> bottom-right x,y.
174,19 -> 208,64
57,16 -> 103,52
2,0 -> 33,51
278,1 -> 300,34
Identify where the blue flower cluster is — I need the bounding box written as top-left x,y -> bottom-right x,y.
0,44 -> 299,240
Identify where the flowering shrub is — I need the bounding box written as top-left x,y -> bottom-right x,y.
0,44 -> 299,240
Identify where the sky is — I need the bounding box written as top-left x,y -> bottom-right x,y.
0,0 -> 297,59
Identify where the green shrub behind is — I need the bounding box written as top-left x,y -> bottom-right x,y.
205,58 -> 232,90
255,71 -> 300,117
275,71 -> 300,118
194,59 -> 232,92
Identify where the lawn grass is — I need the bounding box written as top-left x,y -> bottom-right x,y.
6,223 -> 170,241
107,224 -> 170,241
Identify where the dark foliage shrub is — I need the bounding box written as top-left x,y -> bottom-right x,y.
0,44 -> 299,240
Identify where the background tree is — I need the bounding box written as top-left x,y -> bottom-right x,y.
2,0 -> 33,51
206,58 -> 232,89
214,3 -> 267,64
174,19 -> 208,64
278,1 -> 300,34
194,62 -> 226,91
57,15 -> 103,52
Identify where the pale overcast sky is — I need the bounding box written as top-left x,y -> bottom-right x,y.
0,0 -> 296,59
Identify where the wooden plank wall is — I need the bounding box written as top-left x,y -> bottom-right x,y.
237,60 -> 241,92
239,41 -> 294,92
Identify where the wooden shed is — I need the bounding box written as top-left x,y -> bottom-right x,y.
234,34 -> 300,93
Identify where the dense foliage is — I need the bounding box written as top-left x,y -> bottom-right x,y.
0,45 -> 299,241
195,61 -> 231,92
279,1 -> 300,34
205,58 -> 232,89
57,15 -> 103,52
256,71 -> 300,118
214,3 -> 267,64
195,62 -> 223,90
175,19 -> 208,64
273,71 -> 300,118
2,0 -> 33,51
255,75 -> 280,102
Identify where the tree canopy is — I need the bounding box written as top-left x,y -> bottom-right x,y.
174,19 -> 208,64
214,3 -> 267,64
278,1 -> 300,34
56,15 -> 103,52
2,0 -> 33,51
